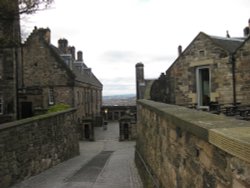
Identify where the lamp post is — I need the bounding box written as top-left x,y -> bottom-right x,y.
104,108 -> 108,120
103,108 -> 108,130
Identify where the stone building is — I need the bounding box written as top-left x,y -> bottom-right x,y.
150,19 -> 250,110
0,0 -> 21,123
101,105 -> 136,121
20,27 -> 102,139
119,113 -> 137,141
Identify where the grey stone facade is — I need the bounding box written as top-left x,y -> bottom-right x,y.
171,32 -> 242,106
119,114 -> 137,141
20,28 -> 102,127
150,30 -> 250,109
0,0 -> 21,123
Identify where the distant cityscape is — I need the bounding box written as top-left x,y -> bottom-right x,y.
103,94 -> 136,106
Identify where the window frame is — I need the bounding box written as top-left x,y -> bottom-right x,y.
48,88 -> 55,105
196,66 -> 211,109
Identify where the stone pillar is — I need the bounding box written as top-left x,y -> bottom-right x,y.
135,62 -> 145,100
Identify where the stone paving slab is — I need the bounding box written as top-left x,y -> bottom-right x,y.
68,151 -> 114,183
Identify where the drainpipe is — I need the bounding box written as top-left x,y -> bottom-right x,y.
229,53 -> 236,106
15,46 -> 20,119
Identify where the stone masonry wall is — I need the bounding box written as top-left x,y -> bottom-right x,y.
151,33 -> 235,106
235,38 -> 250,104
136,99 -> 250,188
0,108 -> 79,188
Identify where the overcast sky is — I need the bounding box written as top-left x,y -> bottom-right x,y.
21,0 -> 250,96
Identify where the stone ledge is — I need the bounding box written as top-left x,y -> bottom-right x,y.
138,99 -> 250,163
209,127 -> 250,163
0,108 -> 77,131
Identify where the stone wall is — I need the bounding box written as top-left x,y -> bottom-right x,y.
235,38 -> 250,104
0,0 -> 20,123
136,100 -> 250,188
0,108 -> 79,188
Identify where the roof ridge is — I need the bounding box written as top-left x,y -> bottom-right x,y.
209,35 -> 245,42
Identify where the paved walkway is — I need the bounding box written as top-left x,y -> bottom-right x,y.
10,121 -> 142,188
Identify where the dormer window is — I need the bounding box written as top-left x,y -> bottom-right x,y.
60,54 -> 72,68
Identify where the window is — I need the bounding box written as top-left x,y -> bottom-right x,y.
77,91 -> 80,105
82,91 -> 84,105
196,67 -> 210,107
48,88 -> 55,105
0,94 -> 3,114
199,50 -> 205,57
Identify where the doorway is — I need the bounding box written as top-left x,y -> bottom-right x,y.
21,102 -> 33,118
124,123 -> 129,140
84,124 -> 90,139
196,67 -> 210,107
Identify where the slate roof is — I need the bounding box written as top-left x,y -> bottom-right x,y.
209,35 -> 245,53
50,44 -> 102,88
72,63 -> 103,87
47,44 -> 75,79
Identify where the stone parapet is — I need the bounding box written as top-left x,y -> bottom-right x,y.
0,108 -> 79,188
136,99 -> 250,188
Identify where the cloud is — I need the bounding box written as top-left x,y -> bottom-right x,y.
101,77 -> 136,96
21,0 -> 250,97
103,83 -> 135,96
138,0 -> 150,3
100,50 -> 139,63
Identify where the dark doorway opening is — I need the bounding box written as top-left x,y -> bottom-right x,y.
124,123 -> 129,140
197,68 -> 210,106
85,124 -> 90,139
21,102 -> 33,118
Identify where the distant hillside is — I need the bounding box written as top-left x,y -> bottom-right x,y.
103,94 -> 136,106
103,94 -> 135,100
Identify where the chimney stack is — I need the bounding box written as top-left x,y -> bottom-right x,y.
243,18 -> 250,37
38,28 -> 51,44
243,27 -> 249,37
77,51 -> 83,61
58,39 -> 68,53
69,46 -> 75,60
44,28 -> 51,44
178,45 -> 182,56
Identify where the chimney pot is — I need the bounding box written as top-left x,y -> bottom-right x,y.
58,39 -> 68,53
178,45 -> 182,56
69,46 -> 75,60
44,28 -> 51,44
244,27 -> 250,37
77,51 -> 83,61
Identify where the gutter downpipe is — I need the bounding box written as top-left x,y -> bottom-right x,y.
230,53 -> 237,106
